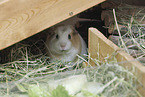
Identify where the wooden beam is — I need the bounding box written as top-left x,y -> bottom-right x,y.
88,28 -> 145,96
0,0 -> 105,50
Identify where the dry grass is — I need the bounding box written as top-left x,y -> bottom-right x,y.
110,6 -> 145,66
0,41 -> 142,97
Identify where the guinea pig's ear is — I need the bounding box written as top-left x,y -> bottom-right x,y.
47,27 -> 55,38
71,26 -> 78,35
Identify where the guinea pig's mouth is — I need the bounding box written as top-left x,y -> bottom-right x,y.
60,50 -> 68,52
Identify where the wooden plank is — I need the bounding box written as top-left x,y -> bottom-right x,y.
88,27 -> 119,64
0,0 -> 105,50
88,28 -> 145,96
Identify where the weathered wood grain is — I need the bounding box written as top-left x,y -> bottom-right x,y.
88,28 -> 145,96
0,0 -> 105,50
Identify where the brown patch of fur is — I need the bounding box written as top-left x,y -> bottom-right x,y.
70,29 -> 82,55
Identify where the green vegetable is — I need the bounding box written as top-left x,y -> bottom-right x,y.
51,85 -> 73,97
28,84 -> 50,97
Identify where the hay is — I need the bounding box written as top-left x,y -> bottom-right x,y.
111,7 -> 145,66
0,42 -> 142,97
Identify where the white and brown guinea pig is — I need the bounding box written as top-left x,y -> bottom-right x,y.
45,24 -> 87,64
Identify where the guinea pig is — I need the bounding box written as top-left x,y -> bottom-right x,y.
45,24 -> 87,65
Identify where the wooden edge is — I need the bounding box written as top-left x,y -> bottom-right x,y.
88,27 -> 120,63
88,27 -> 145,96
116,51 -> 145,96
0,0 -> 105,50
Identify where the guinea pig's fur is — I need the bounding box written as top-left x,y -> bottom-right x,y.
45,25 -> 87,64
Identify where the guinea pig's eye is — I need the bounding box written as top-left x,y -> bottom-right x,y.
56,34 -> 59,39
68,34 -> 71,39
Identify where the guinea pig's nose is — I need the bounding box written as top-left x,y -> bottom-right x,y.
60,44 -> 66,50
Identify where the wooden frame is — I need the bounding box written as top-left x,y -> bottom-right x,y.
88,28 -> 145,96
0,0 -> 105,50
